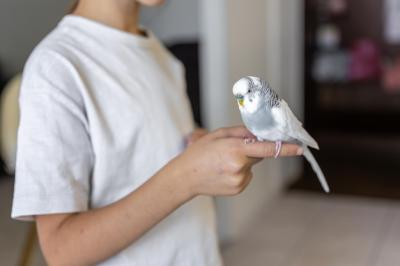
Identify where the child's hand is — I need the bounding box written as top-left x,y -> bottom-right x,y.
186,128 -> 208,146
166,126 -> 302,197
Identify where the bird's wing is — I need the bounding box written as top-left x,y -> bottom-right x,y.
271,100 -> 319,149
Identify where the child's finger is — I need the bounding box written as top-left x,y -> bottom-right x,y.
240,141 -> 302,158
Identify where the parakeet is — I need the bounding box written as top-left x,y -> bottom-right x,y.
233,76 -> 330,193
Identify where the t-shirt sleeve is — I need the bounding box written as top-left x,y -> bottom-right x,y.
11,49 -> 94,221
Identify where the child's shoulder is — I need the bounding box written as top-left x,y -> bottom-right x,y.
21,23 -> 85,99
26,28 -> 72,70
23,23 -> 84,88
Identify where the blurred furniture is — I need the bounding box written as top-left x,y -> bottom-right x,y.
0,63 -> 8,177
292,0 -> 400,198
167,42 -> 202,127
0,74 -> 21,175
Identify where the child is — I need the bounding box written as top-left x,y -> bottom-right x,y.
11,0 -> 301,265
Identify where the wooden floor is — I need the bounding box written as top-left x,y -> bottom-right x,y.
222,191 -> 400,266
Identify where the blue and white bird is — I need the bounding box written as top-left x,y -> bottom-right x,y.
233,76 -> 330,193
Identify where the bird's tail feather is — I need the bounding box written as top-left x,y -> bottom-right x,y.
302,146 -> 330,193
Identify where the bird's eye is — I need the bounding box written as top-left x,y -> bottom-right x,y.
247,89 -> 251,93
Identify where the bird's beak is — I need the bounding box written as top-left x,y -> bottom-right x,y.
235,95 -> 244,107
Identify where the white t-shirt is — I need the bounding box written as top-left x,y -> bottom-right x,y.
12,15 -> 222,266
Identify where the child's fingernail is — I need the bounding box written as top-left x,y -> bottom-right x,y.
297,148 -> 303,155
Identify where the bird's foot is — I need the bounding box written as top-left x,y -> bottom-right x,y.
274,141 -> 282,158
244,137 -> 257,144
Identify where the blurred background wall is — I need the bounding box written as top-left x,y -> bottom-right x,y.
0,0 -> 70,78
141,0 -> 198,43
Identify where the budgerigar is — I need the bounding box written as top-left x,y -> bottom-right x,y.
233,76 -> 330,193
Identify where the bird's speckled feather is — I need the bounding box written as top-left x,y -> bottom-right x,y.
244,76 -> 280,108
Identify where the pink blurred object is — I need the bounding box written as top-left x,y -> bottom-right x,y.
328,0 -> 347,15
349,39 -> 382,81
382,57 -> 400,93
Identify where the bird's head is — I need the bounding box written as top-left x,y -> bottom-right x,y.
233,76 -> 265,113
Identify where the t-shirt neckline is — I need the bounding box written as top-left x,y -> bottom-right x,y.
59,15 -> 155,47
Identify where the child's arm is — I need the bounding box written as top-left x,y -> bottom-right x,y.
36,126 -> 301,266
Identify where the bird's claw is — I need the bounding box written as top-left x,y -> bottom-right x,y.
244,137 -> 257,144
274,141 -> 282,158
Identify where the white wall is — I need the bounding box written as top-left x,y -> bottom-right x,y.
140,0 -> 199,43
200,0 -> 304,243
